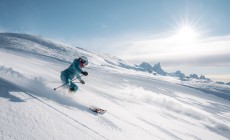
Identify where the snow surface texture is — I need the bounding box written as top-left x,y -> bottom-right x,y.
0,33 -> 230,140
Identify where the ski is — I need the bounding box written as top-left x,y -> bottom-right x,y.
89,106 -> 107,115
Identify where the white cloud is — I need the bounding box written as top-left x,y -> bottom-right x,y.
117,35 -> 230,67
206,74 -> 230,82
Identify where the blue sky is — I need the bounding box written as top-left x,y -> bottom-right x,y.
1,0 -> 230,38
1,0 -> 230,81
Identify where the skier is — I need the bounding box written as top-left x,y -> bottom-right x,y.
60,56 -> 88,93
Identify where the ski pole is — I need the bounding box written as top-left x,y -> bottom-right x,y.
53,75 -> 83,90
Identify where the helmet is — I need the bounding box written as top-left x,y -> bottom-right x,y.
79,56 -> 88,65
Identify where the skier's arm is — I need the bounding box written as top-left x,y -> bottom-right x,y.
73,59 -> 83,74
73,59 -> 87,83
75,74 -> 85,84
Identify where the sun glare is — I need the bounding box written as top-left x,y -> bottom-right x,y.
173,25 -> 199,42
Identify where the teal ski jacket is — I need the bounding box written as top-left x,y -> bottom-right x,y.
62,59 -> 83,81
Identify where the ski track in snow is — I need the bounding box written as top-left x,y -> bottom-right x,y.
0,33 -> 230,140
0,71 -> 107,140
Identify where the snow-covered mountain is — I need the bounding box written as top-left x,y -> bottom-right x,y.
139,62 -> 212,82
139,62 -> 152,72
139,62 -> 167,75
1,33 -> 230,140
168,70 -> 186,80
0,33 -> 140,71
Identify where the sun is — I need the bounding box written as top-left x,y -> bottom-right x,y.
178,25 -> 197,38
173,25 -> 199,42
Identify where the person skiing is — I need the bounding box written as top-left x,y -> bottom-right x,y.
60,56 -> 88,93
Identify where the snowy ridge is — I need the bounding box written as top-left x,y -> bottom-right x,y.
0,33 -> 139,70
1,33 -> 230,140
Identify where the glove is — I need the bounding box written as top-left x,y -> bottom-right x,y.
81,71 -> 88,76
80,80 -> 85,84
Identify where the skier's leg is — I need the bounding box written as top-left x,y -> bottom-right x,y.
69,82 -> 78,92
60,72 -> 71,88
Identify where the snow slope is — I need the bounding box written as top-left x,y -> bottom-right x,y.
0,33 -> 139,70
0,33 -> 230,140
